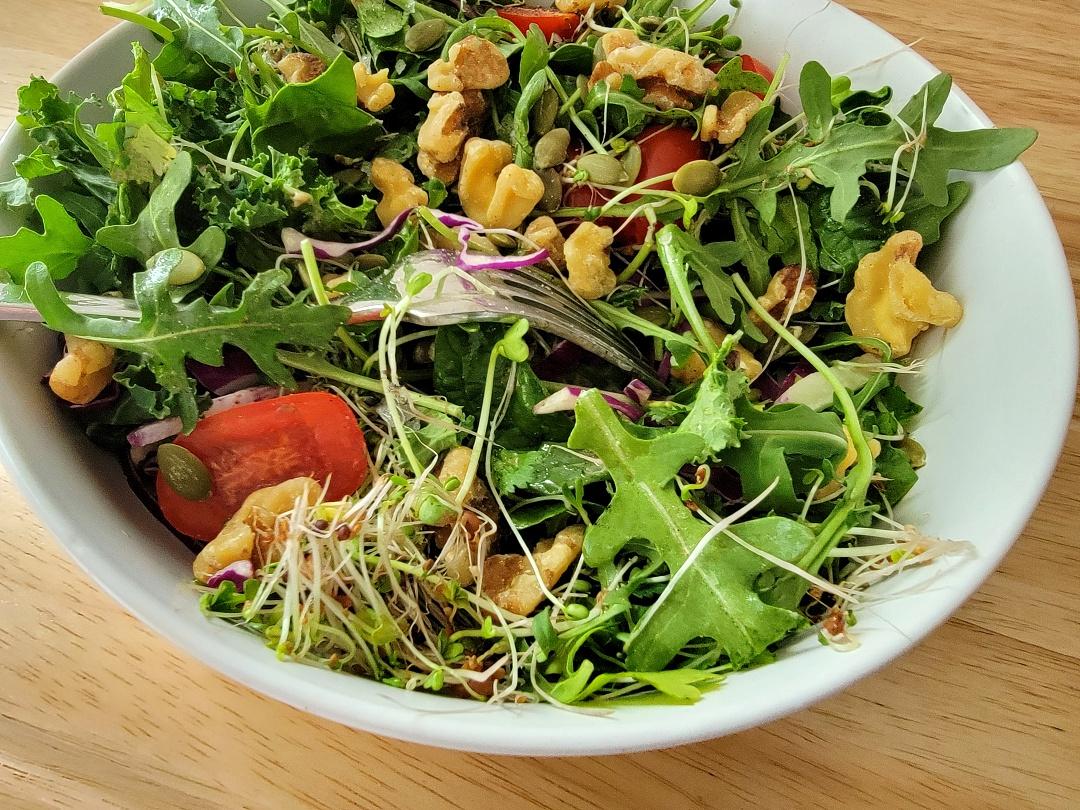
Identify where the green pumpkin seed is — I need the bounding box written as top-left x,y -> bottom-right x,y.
533,127 -> 570,170
530,87 -> 559,136
467,233 -> 499,255
537,168 -> 563,212
577,153 -> 629,186
404,19 -> 447,52
672,159 -> 724,196
149,248 -> 205,287
488,231 -> 518,249
158,443 -> 213,502
619,142 -> 642,184
901,437 -> 926,469
593,38 -> 606,65
353,253 -> 389,271
638,15 -> 664,31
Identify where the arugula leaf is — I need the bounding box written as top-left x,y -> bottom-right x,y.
675,360 -> 748,458
809,189 -> 893,289
519,25 -> 550,87
874,444 -> 918,503
248,53 -> 381,156
433,325 -> 570,449
567,391 -> 816,669
125,0 -> 244,69
901,181 -> 970,245
0,176 -> 32,211
97,151 -> 225,266
722,399 -> 848,512
799,61 -> 834,142
490,443 -> 608,497
899,74 -> 1037,206
351,0 -> 407,39
861,382 -> 922,436
24,261 -> 347,429
0,195 -> 92,282
713,56 -> 771,95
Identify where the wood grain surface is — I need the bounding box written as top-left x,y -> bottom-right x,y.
1,1 -> 1077,808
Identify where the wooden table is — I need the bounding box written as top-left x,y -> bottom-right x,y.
1,1 -> 1077,807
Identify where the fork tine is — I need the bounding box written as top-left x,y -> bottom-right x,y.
474,271 -> 661,386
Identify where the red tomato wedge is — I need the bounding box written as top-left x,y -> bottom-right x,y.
563,125 -> 709,247
496,7 -> 580,41
157,392 -> 369,541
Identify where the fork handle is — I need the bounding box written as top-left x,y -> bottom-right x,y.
0,294 -> 392,325
0,294 -> 140,322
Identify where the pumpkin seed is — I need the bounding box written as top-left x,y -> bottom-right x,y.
354,253 -> 389,271
593,38 -> 606,65
533,127 -> 570,170
638,15 -> 664,31
901,437 -> 926,469
537,168 -> 563,212
672,159 -> 724,196
488,231 -> 518,249
158,443 -> 213,501
467,233 -> 499,255
149,248 -> 205,287
404,19 -> 447,52
619,142 -> 642,184
577,153 -> 628,186
530,87 -> 559,136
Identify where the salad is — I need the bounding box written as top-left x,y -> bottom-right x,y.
0,0 -> 1035,706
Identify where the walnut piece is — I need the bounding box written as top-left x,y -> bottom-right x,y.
353,63 -> 395,112
370,157 -> 427,227
670,320 -> 762,384
701,90 -> 761,144
48,336 -> 116,405
592,31 -> 716,101
416,90 -> 487,182
193,477 -> 320,583
481,526 -> 585,616
277,53 -> 325,84
458,138 -> 545,230
524,216 -> 566,268
564,221 -> 616,300
556,0 -> 625,13
427,35 -> 510,92
750,265 -> 817,333
845,231 -> 963,357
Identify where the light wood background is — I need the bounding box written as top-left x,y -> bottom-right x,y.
1,1 -> 1077,808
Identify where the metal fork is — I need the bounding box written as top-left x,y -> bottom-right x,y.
0,252 -> 661,386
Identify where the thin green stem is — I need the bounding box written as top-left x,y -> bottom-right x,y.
276,350 -> 463,418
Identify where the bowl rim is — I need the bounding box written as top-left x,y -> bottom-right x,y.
0,0 -> 1075,755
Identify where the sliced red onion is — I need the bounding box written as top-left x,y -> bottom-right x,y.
127,386 -> 281,447
187,347 -> 261,395
657,352 -> 672,385
457,247 -> 549,271
206,560 -> 254,588
433,210 -> 482,230
775,364 -> 876,410
622,379 -> 652,406
533,385 -> 644,422
281,206 -> 414,258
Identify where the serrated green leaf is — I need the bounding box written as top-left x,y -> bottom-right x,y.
248,54 -> 382,156
490,443 -> 608,497
24,261 -> 348,429
901,181 -> 970,245
799,61 -> 834,142
567,391 -> 816,669
722,400 -> 848,513
97,151 -> 225,266
0,195 -> 92,282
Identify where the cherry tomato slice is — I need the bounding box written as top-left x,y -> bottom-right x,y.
156,392 -> 369,541
496,8 -> 580,41
564,125 -> 709,247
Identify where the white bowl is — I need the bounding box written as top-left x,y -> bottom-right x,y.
0,0 -> 1074,755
